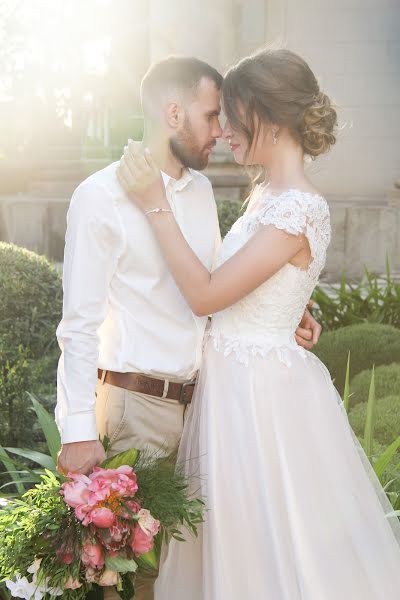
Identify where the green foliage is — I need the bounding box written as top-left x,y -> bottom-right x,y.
215,198 -> 243,239
343,358 -> 400,506
0,395 -> 59,496
312,323 -> 400,395
312,260 -> 400,331
349,395 -> 400,447
0,243 -> 61,451
133,452 -> 204,542
350,363 -> 400,407
363,366 -> 376,458
0,472 -> 91,600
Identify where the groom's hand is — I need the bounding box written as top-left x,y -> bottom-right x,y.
295,305 -> 322,350
57,440 -> 106,476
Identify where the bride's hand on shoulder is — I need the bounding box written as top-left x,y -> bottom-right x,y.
117,142 -> 168,213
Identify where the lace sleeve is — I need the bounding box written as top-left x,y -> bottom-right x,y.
248,189 -> 331,276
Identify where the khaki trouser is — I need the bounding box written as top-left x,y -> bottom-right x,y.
96,379 -> 186,600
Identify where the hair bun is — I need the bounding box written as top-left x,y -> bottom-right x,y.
300,92 -> 337,158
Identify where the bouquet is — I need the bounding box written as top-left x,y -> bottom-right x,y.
0,448 -> 204,599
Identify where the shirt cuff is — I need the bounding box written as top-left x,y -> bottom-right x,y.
61,412 -> 98,444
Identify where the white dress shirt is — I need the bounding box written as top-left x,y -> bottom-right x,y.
56,162 -> 221,444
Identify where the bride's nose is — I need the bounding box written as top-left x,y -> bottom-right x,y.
222,120 -> 233,140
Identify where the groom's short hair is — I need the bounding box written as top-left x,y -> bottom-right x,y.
141,56 -> 223,117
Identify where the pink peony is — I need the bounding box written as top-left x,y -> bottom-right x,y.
131,524 -> 154,556
60,465 -> 139,527
90,507 -> 116,528
64,576 -> 82,590
82,541 -> 105,570
96,520 -> 132,552
61,473 -> 91,508
98,569 -> 119,587
89,466 -> 138,500
120,500 -> 141,519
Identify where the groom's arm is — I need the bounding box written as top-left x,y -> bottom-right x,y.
55,180 -> 125,472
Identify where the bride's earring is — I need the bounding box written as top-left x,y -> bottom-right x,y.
272,128 -> 278,145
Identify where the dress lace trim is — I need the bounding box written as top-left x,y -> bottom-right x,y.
209,329 -> 309,368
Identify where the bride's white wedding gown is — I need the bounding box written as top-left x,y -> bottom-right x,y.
155,187 -> 400,599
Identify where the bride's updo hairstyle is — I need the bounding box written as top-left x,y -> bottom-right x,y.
222,47 -> 337,159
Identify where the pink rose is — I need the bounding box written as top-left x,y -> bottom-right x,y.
131,524 -> 154,556
64,576 -> 82,590
98,569 -> 119,587
82,542 -> 105,570
90,507 -> 116,528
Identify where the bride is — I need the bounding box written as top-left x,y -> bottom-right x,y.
118,48 -> 400,599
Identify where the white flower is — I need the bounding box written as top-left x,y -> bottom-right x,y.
137,508 -> 160,535
0,497 -> 9,507
37,578 -> 63,597
5,575 -> 37,599
27,558 -> 42,576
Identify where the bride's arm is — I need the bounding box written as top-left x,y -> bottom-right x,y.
147,212 -> 305,316
117,148 -> 307,317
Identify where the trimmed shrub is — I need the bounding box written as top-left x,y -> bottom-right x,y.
216,198 -> 243,239
350,363 -> 400,407
0,242 -> 62,358
349,395 -> 400,447
312,323 -> 400,395
0,243 -> 61,448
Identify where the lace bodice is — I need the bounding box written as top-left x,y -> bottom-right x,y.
210,186 -> 331,365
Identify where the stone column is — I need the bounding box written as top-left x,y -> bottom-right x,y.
148,0 -> 237,72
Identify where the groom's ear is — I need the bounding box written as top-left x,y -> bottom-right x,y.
165,102 -> 184,129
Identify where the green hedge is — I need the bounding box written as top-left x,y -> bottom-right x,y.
215,198 -> 243,239
0,242 -> 62,358
349,395 -> 400,447
350,363 -> 400,407
0,243 -> 61,448
312,323 -> 400,395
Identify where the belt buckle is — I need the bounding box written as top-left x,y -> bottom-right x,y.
179,377 -> 197,405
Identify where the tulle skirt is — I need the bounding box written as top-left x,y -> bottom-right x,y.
155,337 -> 400,600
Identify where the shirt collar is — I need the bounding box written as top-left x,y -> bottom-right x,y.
161,168 -> 193,192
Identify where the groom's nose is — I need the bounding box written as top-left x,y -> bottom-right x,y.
212,119 -> 223,139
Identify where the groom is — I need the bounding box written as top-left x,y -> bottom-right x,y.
56,56 -> 322,600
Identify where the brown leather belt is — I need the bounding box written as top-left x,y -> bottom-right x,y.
97,369 -> 196,404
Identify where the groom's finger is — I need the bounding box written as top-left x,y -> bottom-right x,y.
296,327 -> 312,340
295,334 -> 313,350
312,322 -> 322,344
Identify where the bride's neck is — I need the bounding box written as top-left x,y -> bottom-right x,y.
261,140 -> 307,192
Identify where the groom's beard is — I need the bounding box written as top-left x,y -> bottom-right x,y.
170,118 -> 215,171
